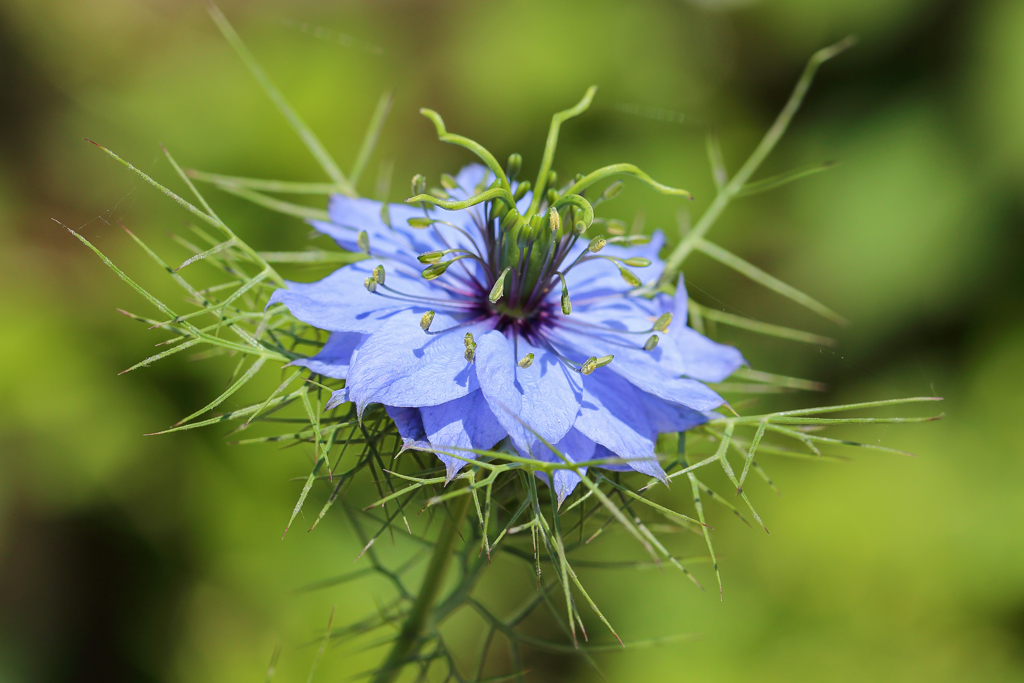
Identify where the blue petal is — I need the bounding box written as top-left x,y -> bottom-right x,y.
316,196 -> 440,263
474,331 -> 582,454
347,310 -> 492,413
291,332 -> 364,379
573,370 -> 664,480
530,428 -> 595,505
268,259 -> 455,335
667,276 -> 745,382
421,390 -> 507,480
385,405 -> 433,452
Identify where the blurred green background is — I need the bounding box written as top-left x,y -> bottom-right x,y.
1,0 -> 1022,681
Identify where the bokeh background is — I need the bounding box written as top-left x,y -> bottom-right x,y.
1,0 -> 1022,681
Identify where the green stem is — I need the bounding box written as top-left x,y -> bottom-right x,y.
372,484 -> 472,683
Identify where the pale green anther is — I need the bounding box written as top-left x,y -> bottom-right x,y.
407,217 -> 433,228
618,264 -> 642,287
507,153 -> 522,180
379,203 -> 391,227
422,260 -> 452,279
644,334 -> 660,351
429,187 -> 449,199
601,180 -> 624,202
373,264 -> 386,285
420,310 -> 435,332
412,174 -> 426,197
547,170 -> 558,188
653,312 -> 673,333
608,234 -> 651,245
357,230 -> 370,253
517,353 -> 534,369
489,267 -> 510,303
547,188 -> 559,206
513,181 -> 531,202
559,273 -> 572,315
529,214 -> 542,230
588,236 -> 606,253
548,207 -> 561,233
594,354 -> 614,368
622,257 -> 651,267
464,332 -> 477,362
440,173 -> 458,190
363,276 -> 377,293
580,356 -> 598,375
574,221 -> 587,235
418,251 -> 444,264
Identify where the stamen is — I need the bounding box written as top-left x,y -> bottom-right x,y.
579,354 -> 614,375
506,153 -> 522,180
373,265 -> 386,285
357,230 -> 370,253
621,257 -> 651,267
653,312 -> 672,333
518,352 -> 534,368
588,236 -> 606,253
464,332 -> 477,362
558,273 -> 571,315
421,310 -> 435,331
411,174 -> 426,197
618,263 -> 642,287
489,267 -> 510,303
363,276 -> 376,293
440,173 -> 458,190
644,334 -> 659,351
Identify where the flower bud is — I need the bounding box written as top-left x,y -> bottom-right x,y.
644,334 -> 659,351
373,264 -> 386,285
357,231 -> 370,253
411,174 -> 426,197
420,310 -> 435,332
517,353 -> 534,369
506,153 -> 522,180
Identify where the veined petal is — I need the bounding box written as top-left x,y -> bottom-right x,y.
421,391 -> 507,480
529,428 -> 595,505
268,259 -> 455,335
347,310 -> 492,413
574,370 -> 664,480
666,276 -> 745,382
290,331 -> 364,380
474,331 -> 582,454
385,405 -> 433,453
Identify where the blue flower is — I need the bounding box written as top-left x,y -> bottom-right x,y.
270,164 -> 744,502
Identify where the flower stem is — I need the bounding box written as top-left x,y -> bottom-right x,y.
372,484 -> 472,683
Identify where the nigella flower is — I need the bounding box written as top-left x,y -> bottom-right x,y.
270,104 -> 743,502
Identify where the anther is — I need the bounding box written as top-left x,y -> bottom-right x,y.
420,310 -> 435,332
464,333 -> 477,362
644,334 -> 659,351
621,257 -> 651,267
558,273 -> 572,315
407,217 -> 433,228
518,353 -> 534,369
363,276 -> 377,293
580,356 -> 598,375
653,312 -> 672,333
418,251 -> 444,264
618,264 -> 642,287
548,207 -> 561,234
440,173 -> 458,190
489,267 -> 510,303
547,188 -> 559,206
373,265 -> 386,285
587,236 -> 606,253
357,230 -> 370,253
429,187 -> 449,199
422,260 -> 454,280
